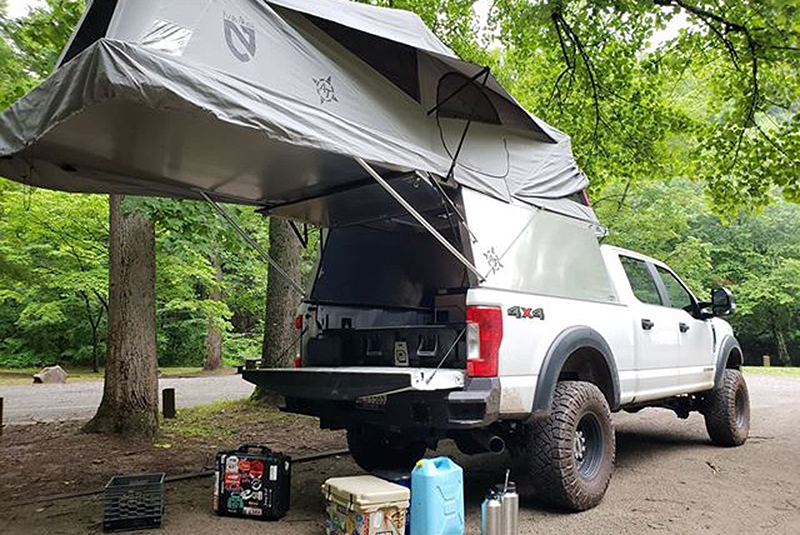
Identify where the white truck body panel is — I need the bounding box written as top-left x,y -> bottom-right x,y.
278,187 -> 737,427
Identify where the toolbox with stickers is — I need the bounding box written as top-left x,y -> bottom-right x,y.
213,445 -> 291,521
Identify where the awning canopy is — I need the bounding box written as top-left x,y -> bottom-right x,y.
0,0 -> 595,224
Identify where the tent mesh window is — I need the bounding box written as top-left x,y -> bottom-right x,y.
307,15 -> 421,102
436,72 -> 500,125
60,0 -> 119,66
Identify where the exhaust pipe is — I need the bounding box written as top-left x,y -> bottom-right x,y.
474,431 -> 506,454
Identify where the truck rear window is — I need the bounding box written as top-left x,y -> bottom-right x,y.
620,256 -> 662,306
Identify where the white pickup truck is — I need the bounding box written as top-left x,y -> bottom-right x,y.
245,187 -> 749,511
0,0 -> 746,513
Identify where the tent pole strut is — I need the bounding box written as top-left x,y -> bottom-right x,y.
355,158 -> 484,282
198,191 -> 306,297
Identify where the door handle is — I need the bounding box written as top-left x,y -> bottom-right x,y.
679,322 -> 690,333
641,318 -> 654,330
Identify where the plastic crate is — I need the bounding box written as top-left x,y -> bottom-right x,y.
103,473 -> 165,532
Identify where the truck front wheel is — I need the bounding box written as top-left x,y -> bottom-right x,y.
347,426 -> 426,472
522,381 -> 615,511
703,369 -> 750,447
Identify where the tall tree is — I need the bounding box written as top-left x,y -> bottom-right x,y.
84,196 -> 159,439
260,218 -> 304,369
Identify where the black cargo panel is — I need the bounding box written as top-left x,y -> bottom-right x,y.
304,325 -> 465,368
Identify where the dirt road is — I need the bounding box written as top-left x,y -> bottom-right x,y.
1,373 -> 798,534
0,374 -> 254,424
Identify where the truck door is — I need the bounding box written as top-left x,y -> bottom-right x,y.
652,265 -> 715,393
619,255 -> 683,401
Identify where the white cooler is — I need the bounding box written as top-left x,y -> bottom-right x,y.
322,475 -> 410,535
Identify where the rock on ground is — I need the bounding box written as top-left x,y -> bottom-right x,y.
32,366 -> 67,384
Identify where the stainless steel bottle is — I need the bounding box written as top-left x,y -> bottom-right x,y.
500,481 -> 519,535
481,490 -> 502,535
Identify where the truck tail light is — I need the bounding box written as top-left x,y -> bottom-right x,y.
466,305 -> 503,377
294,314 -> 303,330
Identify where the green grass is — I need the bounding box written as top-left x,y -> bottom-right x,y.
0,366 -> 226,384
161,398 -> 286,440
743,366 -> 800,378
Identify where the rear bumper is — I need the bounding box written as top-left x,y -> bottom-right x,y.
243,367 -> 499,429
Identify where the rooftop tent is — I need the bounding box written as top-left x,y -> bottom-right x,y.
0,0 -> 595,225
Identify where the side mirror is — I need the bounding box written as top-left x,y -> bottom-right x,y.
711,287 -> 736,316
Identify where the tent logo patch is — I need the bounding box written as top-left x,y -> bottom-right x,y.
224,14 -> 256,63
313,76 -> 338,104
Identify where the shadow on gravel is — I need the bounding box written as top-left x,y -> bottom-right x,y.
447,426 -> 715,514
614,428 -> 712,467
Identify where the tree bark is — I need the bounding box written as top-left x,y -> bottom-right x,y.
83,195 -> 159,439
204,248 -> 223,371
260,217 -> 304,369
776,329 -> 790,367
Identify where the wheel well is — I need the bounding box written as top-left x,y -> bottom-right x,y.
558,347 -> 616,409
726,347 -> 743,369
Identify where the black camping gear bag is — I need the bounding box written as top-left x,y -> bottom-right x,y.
213,445 -> 291,520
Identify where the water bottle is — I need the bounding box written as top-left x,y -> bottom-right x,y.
499,481 -> 519,535
481,490 -> 502,535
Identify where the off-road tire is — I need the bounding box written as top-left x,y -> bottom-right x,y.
703,369 -> 750,447
523,381 -> 615,511
347,426 -> 426,472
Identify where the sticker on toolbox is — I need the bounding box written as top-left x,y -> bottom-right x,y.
269,465 -> 278,481
227,494 -> 243,511
213,472 -> 219,497
225,456 -> 239,473
249,460 -> 264,478
224,473 -> 241,492
239,459 -> 251,472
243,506 -> 263,517
251,478 -> 262,491
242,489 -> 263,501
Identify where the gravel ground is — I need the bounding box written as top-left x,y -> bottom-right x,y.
0,374 -> 255,424
0,374 -> 798,534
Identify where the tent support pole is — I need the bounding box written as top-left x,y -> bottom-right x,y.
355,158 -> 484,282
198,191 -> 306,297
445,67 -> 490,182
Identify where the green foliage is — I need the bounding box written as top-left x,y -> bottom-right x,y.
0,181 -> 108,366
1,0 -> 798,369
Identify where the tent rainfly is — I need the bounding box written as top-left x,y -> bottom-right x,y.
0,0 -> 597,225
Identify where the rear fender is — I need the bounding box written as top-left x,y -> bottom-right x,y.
529,326 -> 620,421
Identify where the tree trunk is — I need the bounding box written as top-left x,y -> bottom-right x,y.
204,249 -> 223,371
261,217 -> 304,368
83,195 -> 159,439
776,329 -> 791,367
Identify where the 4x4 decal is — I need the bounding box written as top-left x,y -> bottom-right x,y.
507,306 -> 545,320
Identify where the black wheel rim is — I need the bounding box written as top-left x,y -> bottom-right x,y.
734,387 -> 746,427
574,413 -> 604,480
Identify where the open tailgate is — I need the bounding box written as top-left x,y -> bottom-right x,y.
242,366 -> 464,400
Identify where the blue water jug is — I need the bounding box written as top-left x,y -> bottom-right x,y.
410,457 -> 465,535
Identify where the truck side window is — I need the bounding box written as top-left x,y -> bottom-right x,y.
656,266 -> 693,311
620,256 -> 662,306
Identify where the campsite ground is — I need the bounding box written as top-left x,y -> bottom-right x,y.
0,372 -> 798,535
0,366 -> 233,385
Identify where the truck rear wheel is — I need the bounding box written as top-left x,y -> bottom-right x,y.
347,426 -> 426,472
523,381 -> 615,511
703,369 -> 750,447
